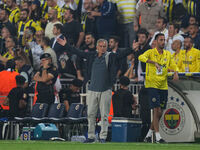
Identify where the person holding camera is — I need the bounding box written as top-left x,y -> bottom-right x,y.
33,53 -> 58,105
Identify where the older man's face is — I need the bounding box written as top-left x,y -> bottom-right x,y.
97,41 -> 107,54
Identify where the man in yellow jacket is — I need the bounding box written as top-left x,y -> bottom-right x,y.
179,36 -> 200,72
139,33 -> 179,143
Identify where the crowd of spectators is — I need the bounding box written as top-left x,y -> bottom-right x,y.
0,0 -> 200,114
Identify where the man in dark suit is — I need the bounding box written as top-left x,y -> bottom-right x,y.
51,23 -> 66,59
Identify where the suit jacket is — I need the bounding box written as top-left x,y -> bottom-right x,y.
51,34 -> 66,59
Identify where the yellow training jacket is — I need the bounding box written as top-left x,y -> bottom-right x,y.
179,47 -> 200,72
139,48 -> 178,90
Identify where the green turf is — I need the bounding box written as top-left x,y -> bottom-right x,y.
0,141 -> 199,150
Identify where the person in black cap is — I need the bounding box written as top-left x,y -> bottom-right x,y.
3,75 -> 28,118
33,53 -> 58,105
112,76 -> 137,118
59,78 -> 83,112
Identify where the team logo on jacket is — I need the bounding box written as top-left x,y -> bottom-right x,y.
39,104 -> 44,110
57,103 -> 61,109
75,104 -> 80,110
152,97 -> 156,102
160,97 -> 185,135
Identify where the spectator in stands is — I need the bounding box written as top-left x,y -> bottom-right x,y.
166,23 -> 184,54
46,0 -> 62,21
30,0 -> 42,23
171,39 -> 184,71
189,16 -> 198,25
134,0 -> 166,33
23,27 -> 43,71
17,8 -> 41,46
180,36 -> 200,72
134,28 -> 151,81
14,56 -> 34,89
75,0 -> 94,17
162,0 -> 186,23
81,33 -> 96,52
20,0 -> 32,17
60,0 -> 79,24
14,47 -> 32,65
45,9 -> 62,39
40,36 -> 58,68
112,76 -> 137,118
184,0 -> 200,22
0,9 -> 17,36
150,17 -> 168,47
51,23 -> 66,59
0,27 -> 12,55
35,30 -> 45,45
21,0 -> 30,9
80,0 -> 96,34
63,8 -> 84,48
89,0 -> 117,39
57,38 -> 134,143
76,33 -> 96,81
3,75 -> 28,118
0,36 -> 17,65
139,33 -> 179,143
110,0 -> 137,48
188,23 -> 200,50
6,0 -> 20,25
33,53 -> 58,105
40,0 -> 49,25
59,78 -> 83,112
55,24 -> 80,80
109,35 -> 128,78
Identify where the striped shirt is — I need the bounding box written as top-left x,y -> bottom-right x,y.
109,0 -> 136,24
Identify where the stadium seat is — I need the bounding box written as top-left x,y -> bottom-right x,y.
14,103 -> 48,123
42,103 -> 65,123
66,103 -> 87,123
61,103 -> 87,140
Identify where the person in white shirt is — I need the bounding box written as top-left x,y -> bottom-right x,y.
165,23 -> 184,54
149,17 -> 168,46
24,27 -> 43,71
45,9 -> 62,39
40,36 -> 58,68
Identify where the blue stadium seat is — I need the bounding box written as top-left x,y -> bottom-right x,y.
14,103 -> 48,123
43,103 -> 65,123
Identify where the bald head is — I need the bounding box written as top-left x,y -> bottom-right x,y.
172,40 -> 181,52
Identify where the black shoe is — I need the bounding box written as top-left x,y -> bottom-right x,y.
99,139 -> 106,143
156,138 -> 166,143
144,136 -> 152,143
83,138 -> 95,143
